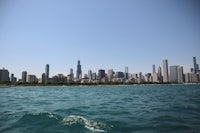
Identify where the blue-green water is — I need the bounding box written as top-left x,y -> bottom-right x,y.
0,84 -> 200,133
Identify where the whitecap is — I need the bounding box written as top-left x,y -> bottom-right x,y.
61,115 -> 112,132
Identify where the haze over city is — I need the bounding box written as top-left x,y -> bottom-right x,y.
1,0 -> 200,78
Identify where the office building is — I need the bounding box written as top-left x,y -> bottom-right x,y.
115,72 -> 124,78
45,64 -> 49,83
108,69 -> 114,81
170,65 -> 178,83
162,59 -> 169,82
10,74 -> 17,82
124,67 -> 129,79
193,57 -> 197,73
177,66 -> 184,83
185,73 -> 199,83
22,71 -> 27,83
0,68 -> 9,82
98,69 -> 105,80
190,73 -> 199,82
27,75 -> 37,83
41,73 -> 45,83
70,68 -> 74,78
92,73 -> 96,80
144,73 -> 151,82
88,70 -> 92,80
152,72 -> 159,82
152,64 -> 156,74
157,66 -> 162,82
76,60 -> 82,79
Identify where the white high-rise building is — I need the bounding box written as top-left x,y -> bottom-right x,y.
162,59 -> 169,82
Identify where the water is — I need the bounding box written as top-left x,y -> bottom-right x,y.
0,84 -> 200,133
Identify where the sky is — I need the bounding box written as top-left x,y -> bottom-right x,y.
0,0 -> 200,79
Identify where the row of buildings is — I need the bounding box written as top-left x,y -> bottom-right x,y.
0,57 -> 200,84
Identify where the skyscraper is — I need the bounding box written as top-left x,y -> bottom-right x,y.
177,66 -> 184,83
88,70 -> 92,80
157,66 -> 162,82
45,64 -> 49,83
125,67 -> 129,79
152,64 -> 156,74
42,73 -> 45,83
76,60 -> 82,79
193,57 -> 197,73
169,65 -> 178,83
70,68 -> 74,78
22,71 -> 27,83
0,68 -> 9,82
162,59 -> 169,83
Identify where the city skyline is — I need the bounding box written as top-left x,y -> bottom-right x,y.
1,0 -> 200,78
0,56 -> 200,83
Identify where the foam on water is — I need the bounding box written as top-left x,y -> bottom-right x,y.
7,112 -> 112,133
61,115 -> 112,132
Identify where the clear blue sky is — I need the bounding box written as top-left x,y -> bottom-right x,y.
1,0 -> 200,79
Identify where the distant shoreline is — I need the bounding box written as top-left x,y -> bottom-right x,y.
1,82 -> 200,88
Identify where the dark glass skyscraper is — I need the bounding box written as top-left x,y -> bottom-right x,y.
193,57 -> 197,73
76,60 -> 82,79
22,71 -> 27,83
0,68 -> 9,82
45,64 -> 49,83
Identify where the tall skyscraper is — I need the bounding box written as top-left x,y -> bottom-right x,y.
0,68 -> 9,82
157,66 -> 162,82
152,64 -> 156,74
162,59 -> 169,82
45,64 -> 49,83
22,71 -> 27,83
193,57 -> 197,73
177,66 -> 184,83
169,65 -> 178,83
125,67 -> 129,79
76,60 -> 82,79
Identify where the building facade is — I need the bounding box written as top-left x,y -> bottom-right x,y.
76,60 -> 82,79
0,68 -> 9,82
27,75 -> 37,83
22,71 -> 27,83
177,66 -> 184,83
170,65 -> 178,83
45,64 -> 49,83
98,69 -> 105,80
162,59 -> 169,82
157,66 -> 162,82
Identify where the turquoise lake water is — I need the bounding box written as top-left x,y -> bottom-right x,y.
0,84 -> 200,133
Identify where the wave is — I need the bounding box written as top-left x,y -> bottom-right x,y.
8,112 -> 112,133
61,115 -> 113,132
